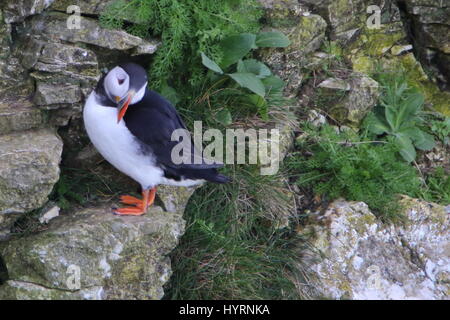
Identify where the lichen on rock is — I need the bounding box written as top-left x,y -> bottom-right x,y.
0,190 -> 195,299
300,198 -> 449,300
317,73 -> 380,126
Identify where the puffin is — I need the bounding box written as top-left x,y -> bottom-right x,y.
83,62 -> 230,216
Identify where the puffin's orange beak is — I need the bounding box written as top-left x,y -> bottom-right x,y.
117,92 -> 133,123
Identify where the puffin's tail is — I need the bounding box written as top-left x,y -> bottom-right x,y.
208,172 -> 231,184
196,167 -> 231,184
188,167 -> 231,184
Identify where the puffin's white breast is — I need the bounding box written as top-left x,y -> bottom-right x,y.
83,92 -> 164,189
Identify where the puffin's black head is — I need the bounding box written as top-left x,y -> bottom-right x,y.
103,62 -> 148,122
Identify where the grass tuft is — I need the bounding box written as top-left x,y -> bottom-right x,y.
164,165 -> 314,300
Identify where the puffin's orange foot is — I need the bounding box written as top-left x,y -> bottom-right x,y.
114,188 -> 156,216
119,195 -> 142,206
113,207 -> 146,216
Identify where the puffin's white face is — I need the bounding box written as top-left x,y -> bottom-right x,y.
104,66 -> 130,103
103,63 -> 148,123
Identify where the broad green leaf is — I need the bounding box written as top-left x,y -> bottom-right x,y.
228,73 -> 266,97
395,133 -> 416,162
201,52 -> 223,74
365,113 -> 390,135
219,33 -> 256,68
262,75 -> 285,92
247,94 -> 267,108
248,94 -> 269,120
384,103 -> 397,131
215,108 -> 232,126
397,92 -> 424,126
256,31 -> 290,48
396,81 -> 408,98
412,130 -> 436,151
401,127 -> 432,150
237,59 -> 272,78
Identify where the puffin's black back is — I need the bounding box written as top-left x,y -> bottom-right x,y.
123,89 -> 230,184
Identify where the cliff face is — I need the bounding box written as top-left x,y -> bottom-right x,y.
0,0 -> 448,300
0,0 -> 194,299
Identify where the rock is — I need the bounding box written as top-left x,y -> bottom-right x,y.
0,98 -> 45,135
50,0 -> 116,15
301,198 -> 449,300
390,45 -> 413,56
318,78 -> 352,91
2,0 -> 55,23
0,214 -> 20,241
0,280 -> 103,300
33,42 -> 99,80
402,0 -> 450,91
261,13 -> 327,96
27,12 -> 159,53
318,73 -> 380,126
0,10 -> 11,56
307,109 -> 327,127
34,82 -> 82,106
0,187 -> 196,299
347,17 -> 450,117
290,14 -> 328,55
38,204 -> 60,224
0,129 -> 63,216
10,10 -> 159,127
258,0 -> 308,28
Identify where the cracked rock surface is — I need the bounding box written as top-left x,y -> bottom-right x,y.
301,197 -> 449,300
0,185 -> 195,300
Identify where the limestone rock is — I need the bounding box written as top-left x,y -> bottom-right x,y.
0,129 -> 63,216
0,10 -> 11,56
318,73 -> 380,126
301,198 -> 449,300
261,13 -> 327,96
300,0 -> 398,42
27,12 -> 159,53
0,188 -> 195,299
50,0 -> 116,15
34,82 -> 82,106
402,0 -> 450,91
0,98 -> 45,135
2,0 -> 55,23
259,0 -> 309,28
346,14 -> 450,117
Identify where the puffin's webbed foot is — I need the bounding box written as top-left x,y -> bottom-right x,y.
114,188 -> 156,216
114,207 -> 146,216
120,195 -> 143,206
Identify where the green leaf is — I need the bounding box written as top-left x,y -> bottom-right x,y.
215,109 -> 232,126
401,128 -> 436,151
237,59 -> 272,78
415,132 -> 436,151
228,73 -> 266,97
395,133 -> 416,162
248,94 -> 269,120
256,31 -> 290,48
219,33 -> 256,68
200,52 -> 223,74
414,130 -> 436,151
397,92 -> 424,126
365,113 -> 390,135
248,94 -> 266,108
383,103 -> 397,131
262,75 -> 285,93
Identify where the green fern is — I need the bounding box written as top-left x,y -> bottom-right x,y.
287,125 -> 422,220
100,0 -> 262,92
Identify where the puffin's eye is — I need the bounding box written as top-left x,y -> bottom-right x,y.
118,78 -> 125,85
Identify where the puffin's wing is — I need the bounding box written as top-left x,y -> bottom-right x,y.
124,89 -> 223,170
